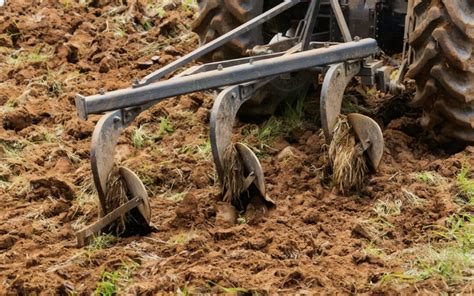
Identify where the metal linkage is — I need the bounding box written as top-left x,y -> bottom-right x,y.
76,38 -> 379,119
300,0 -> 322,51
136,0 -> 302,86
330,0 -> 352,42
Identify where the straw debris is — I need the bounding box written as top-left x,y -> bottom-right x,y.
222,144 -> 245,207
104,167 -> 129,235
328,115 -> 368,194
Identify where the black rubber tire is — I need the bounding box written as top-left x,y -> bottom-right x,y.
406,0 -> 474,142
192,0 -> 264,61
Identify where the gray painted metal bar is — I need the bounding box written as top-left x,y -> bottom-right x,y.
137,0 -> 302,86
76,38 -> 379,119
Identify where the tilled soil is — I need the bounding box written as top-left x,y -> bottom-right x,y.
0,1 -> 473,295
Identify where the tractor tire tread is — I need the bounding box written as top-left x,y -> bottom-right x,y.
407,0 -> 474,142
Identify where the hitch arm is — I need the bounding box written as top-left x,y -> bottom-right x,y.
137,0 -> 302,86
76,38 -> 379,119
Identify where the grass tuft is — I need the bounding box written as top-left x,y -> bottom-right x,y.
168,230 -> 197,245
373,199 -> 402,217
328,115 -> 368,194
87,234 -> 117,250
131,125 -> 147,149
457,165 -> 474,204
384,214 -> 474,284
207,281 -> 249,294
94,260 -> 139,296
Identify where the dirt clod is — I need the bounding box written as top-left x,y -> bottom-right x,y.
0,235 -> 17,250
28,177 -> 75,201
2,108 -> 36,131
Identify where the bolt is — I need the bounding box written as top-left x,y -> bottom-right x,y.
99,88 -> 105,95
133,78 -> 140,86
217,64 -> 223,71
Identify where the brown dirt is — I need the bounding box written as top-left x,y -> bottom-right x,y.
0,1 -> 473,295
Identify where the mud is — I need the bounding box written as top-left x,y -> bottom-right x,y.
0,0 -> 473,295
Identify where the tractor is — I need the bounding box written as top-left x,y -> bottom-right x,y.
74,0 -> 474,244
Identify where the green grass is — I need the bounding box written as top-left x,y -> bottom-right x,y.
181,0 -> 197,11
161,191 -> 187,202
413,245 -> 473,282
256,117 -> 283,148
380,166 -> 474,286
282,95 -> 305,131
131,118 -> 173,149
87,234 -> 117,250
168,230 -> 197,245
131,125 -> 147,148
158,116 -> 173,135
177,286 -> 190,296
113,28 -> 126,38
383,214 -> 474,284
7,50 -> 50,67
241,96 -> 309,155
94,260 -> 139,296
207,281 -> 249,294
362,244 -> 387,259
142,20 -> 154,31
412,171 -> 446,187
430,214 -> 474,250
179,140 -> 211,161
457,165 -> 474,203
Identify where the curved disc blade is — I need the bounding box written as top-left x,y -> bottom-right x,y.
347,113 -> 384,171
235,142 -> 274,204
91,110 -> 124,214
210,85 -> 242,181
320,62 -> 360,142
119,167 -> 151,224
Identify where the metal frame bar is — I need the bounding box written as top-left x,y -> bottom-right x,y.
76,38 -> 379,119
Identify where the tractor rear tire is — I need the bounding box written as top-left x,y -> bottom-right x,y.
192,0 -> 264,61
407,0 -> 474,142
